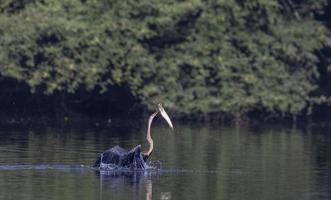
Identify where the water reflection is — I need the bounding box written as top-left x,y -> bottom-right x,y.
96,170 -> 150,185
0,122 -> 330,199
96,170 -> 155,200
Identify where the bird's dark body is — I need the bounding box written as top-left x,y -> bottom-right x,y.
93,104 -> 173,170
94,145 -> 149,169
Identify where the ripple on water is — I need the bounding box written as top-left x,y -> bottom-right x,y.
0,164 -> 226,175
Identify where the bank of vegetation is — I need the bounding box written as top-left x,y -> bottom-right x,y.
0,0 -> 331,121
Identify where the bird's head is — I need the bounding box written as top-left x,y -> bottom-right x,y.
157,103 -> 174,130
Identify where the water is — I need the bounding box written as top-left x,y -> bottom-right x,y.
0,120 -> 330,200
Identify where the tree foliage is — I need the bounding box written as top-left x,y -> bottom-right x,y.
0,0 -> 330,119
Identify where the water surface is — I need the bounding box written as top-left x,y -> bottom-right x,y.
0,120 -> 330,200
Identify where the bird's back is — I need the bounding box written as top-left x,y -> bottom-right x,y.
93,145 -> 146,169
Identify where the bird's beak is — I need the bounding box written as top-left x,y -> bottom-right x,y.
158,104 -> 174,129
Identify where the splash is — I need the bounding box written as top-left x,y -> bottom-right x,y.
97,157 -> 159,171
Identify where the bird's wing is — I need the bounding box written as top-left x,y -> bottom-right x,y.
110,145 -> 129,155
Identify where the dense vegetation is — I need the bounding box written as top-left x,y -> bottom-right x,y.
0,0 -> 331,120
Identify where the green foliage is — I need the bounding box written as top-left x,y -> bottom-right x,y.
0,0 -> 330,118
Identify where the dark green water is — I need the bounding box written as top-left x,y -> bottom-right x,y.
0,120 -> 330,200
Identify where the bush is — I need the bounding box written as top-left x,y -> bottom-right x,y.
0,0 -> 330,119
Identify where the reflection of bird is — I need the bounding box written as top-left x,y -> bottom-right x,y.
93,104 -> 173,169
96,170 -> 153,200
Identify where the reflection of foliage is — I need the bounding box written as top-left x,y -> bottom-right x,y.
0,0 -> 330,118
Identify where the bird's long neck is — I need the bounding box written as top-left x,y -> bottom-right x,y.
144,112 -> 158,157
